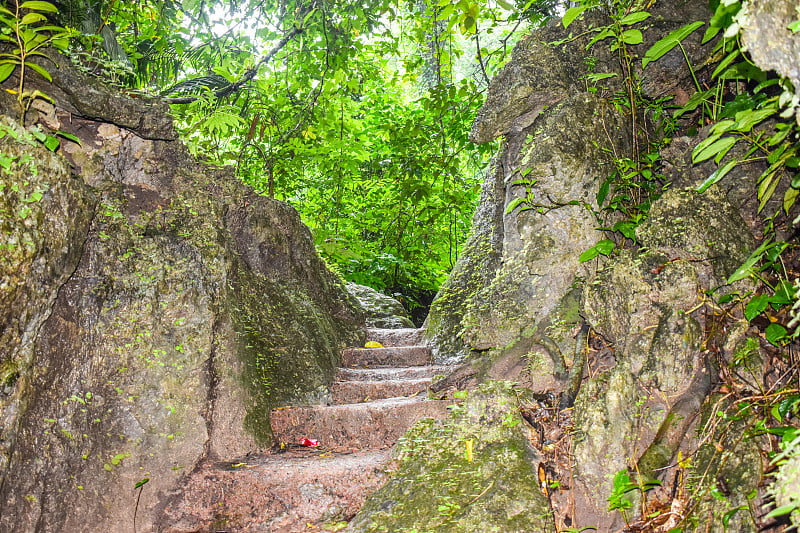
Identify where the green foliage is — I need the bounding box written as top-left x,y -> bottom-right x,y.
686,0 -> 800,214
61,0 -> 533,301
0,0 -> 73,121
607,469 -> 661,525
564,0 -> 799,526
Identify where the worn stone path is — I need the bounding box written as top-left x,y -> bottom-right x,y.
163,328 -> 450,532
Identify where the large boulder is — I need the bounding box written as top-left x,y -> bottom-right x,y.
346,282 -> 415,328
0,61 -> 363,531
348,381 -> 551,532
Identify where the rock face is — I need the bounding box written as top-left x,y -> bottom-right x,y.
739,0 -> 800,126
346,282 -> 415,328
0,63 -> 363,530
414,2 -> 777,531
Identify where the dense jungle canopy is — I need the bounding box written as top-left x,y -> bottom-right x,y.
2,0 -> 563,312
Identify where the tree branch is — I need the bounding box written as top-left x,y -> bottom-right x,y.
164,24 -> 305,105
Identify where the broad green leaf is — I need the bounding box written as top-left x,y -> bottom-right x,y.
42,134 -> 59,152
19,1 -> 59,12
696,159 -> 737,193
562,5 -> 587,29
596,179 -> 610,206
754,79 -> 781,94
788,20 -> 800,33
731,108 -> 774,132
693,135 -> 737,164
709,118 -> 736,135
585,72 -> 618,83
771,279 -> 797,307
765,503 -> 799,519
712,49 -> 740,78
22,190 -> 43,202
619,11 -> 650,25
20,12 -> 47,25
612,220 -> 637,241
505,196 -> 527,215
579,240 -> 615,263
25,61 -> 52,82
588,28 -> 615,48
784,186 -> 799,213
744,294 -> 769,321
0,62 -> 15,83
595,239 -> 615,255
765,323 -> 788,346
55,130 -> 80,145
726,239 -> 773,283
621,29 -> 643,45
579,246 -> 601,263
722,507 -> 748,529
642,21 -> 704,69
758,169 -> 780,212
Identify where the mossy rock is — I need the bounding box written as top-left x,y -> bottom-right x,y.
348,382 -> 552,533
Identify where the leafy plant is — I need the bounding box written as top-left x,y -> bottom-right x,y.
607,469 -> 661,526
0,0 -> 73,121
684,0 -> 800,214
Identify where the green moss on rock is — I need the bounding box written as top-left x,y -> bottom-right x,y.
348,382 -> 552,533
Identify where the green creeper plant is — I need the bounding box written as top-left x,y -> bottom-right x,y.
0,0 -> 73,122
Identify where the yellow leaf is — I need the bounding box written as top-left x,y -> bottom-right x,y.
5,88 -> 17,94
465,439 -> 473,462
364,341 -> 383,348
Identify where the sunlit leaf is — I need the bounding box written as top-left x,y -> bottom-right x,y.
19,1 -> 59,12
744,294 -> 769,321
619,11 -> 650,25
621,29 -> 643,45
696,159 -> 737,193
692,135 -> 737,164
765,323 -> 788,346
642,21 -> 704,69
562,5 -> 588,29
0,62 -> 15,83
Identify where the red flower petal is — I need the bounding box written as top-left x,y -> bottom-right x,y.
300,438 -> 320,447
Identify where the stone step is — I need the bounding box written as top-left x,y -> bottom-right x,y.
161,449 -> 391,532
336,365 -> 450,382
331,378 -> 431,404
365,327 -> 424,347
270,396 -> 451,450
342,345 -> 431,367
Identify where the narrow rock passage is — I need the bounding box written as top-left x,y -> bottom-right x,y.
163,328 -> 450,532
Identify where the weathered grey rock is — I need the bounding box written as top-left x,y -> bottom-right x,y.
769,434 -> 800,529
346,282 -> 415,328
347,381 -> 551,533
739,0 -> 800,125
572,187 -> 755,529
423,3 -> 765,529
0,62 -> 363,531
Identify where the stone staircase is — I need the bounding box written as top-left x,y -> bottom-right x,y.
163,328 -> 450,532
